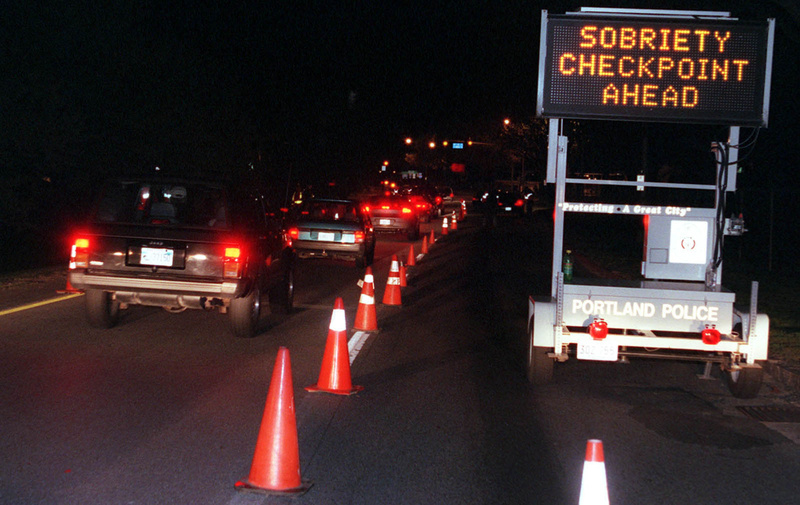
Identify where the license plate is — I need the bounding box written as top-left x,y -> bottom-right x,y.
379,219 -> 391,225
141,247 -> 174,267
577,337 -> 618,361
317,232 -> 335,242
341,233 -> 355,244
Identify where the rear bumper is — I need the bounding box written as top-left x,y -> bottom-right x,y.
68,271 -> 244,298
371,217 -> 416,233
294,241 -> 364,260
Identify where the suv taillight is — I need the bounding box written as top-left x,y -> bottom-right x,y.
69,237 -> 90,269
354,231 -> 365,243
223,246 -> 242,278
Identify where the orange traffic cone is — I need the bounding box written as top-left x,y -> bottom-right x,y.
236,347 -> 311,495
421,235 -> 429,254
382,255 -> 402,306
399,262 -> 407,287
450,215 -> 457,231
460,200 -> 467,219
429,229 -> 435,245
407,244 -> 416,266
306,298 -> 363,395
578,439 -> 610,505
57,277 -> 81,294
353,267 -> 378,331
441,217 -> 449,235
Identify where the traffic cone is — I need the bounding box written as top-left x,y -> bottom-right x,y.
442,217 -> 449,235
407,244 -> 416,266
382,255 -> 402,306
306,298 -> 363,395
399,262 -> 407,287
450,215 -> 458,231
460,200 -> 467,219
57,277 -> 82,294
429,229 -> 435,245
421,235 -> 429,254
578,439 -> 610,505
353,267 -> 378,331
235,347 -> 311,495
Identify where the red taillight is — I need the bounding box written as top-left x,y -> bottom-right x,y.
514,199 -> 524,207
69,237 -> 90,269
288,227 -> 299,240
401,207 -> 412,214
381,205 -> 390,210
354,231 -> 365,242
588,318 -> 608,340
435,196 -> 443,205
224,246 -> 243,278
702,325 -> 721,345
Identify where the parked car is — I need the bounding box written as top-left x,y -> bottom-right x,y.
287,198 -> 375,267
367,193 -> 420,240
68,176 -> 295,338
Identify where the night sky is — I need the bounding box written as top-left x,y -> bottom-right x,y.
2,1 -> 799,270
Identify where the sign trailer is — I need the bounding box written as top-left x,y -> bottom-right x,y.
529,8 -> 774,398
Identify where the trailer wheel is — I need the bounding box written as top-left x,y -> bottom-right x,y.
527,346 -> 554,385
726,364 -> 764,399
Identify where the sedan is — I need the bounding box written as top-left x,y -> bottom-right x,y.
367,194 -> 420,240
288,198 -> 375,267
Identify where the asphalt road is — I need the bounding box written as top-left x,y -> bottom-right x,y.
2,205 -> 800,505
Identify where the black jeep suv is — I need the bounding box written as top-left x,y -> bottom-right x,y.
68,176 -> 295,338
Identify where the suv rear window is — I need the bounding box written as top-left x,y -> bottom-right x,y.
93,181 -> 230,229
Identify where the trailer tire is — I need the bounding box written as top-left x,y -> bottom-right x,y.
527,346 -> 554,385
726,364 -> 764,399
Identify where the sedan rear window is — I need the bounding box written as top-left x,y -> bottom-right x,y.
93,181 -> 230,228
295,201 -> 360,223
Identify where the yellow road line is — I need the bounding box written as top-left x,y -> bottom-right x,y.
0,292 -> 84,317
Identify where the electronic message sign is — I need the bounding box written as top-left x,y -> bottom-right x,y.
537,11 -> 774,126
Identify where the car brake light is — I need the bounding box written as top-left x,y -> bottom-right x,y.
354,231 -> 365,242
381,205 -> 391,210
514,199 -> 524,207
224,246 -> 243,278
288,227 -> 299,240
401,207 -> 412,214
435,196 -> 443,205
69,237 -> 90,269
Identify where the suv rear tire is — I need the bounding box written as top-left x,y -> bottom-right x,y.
229,285 -> 261,338
85,289 -> 120,328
